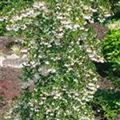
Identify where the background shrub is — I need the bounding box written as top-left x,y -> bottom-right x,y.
92,89 -> 120,119
0,20 -> 6,36
102,29 -> 120,76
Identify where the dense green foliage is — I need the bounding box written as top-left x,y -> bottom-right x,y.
0,20 -> 6,36
97,19 -> 120,119
92,77 -> 120,119
0,0 -> 34,36
92,89 -> 120,119
102,29 -> 120,75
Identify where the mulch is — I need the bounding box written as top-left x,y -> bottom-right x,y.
0,67 -> 22,117
0,67 -> 22,100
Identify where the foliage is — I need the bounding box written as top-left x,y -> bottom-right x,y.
110,0 -> 120,19
95,20 -> 120,119
102,29 -> 120,76
92,89 -> 120,119
0,0 -> 34,36
11,45 -> 21,55
0,20 -> 6,36
107,71 -> 120,88
0,0 -> 34,14
0,0 -> 113,34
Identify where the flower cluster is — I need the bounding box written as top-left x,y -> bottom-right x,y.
80,0 -> 112,23
6,1 -> 47,31
2,0 -> 112,34
107,20 -> 120,30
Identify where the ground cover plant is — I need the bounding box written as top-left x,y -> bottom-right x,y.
0,0 -> 120,120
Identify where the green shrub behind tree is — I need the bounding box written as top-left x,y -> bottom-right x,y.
102,29 -> 120,76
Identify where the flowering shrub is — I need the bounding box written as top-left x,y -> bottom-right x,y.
0,0 -> 115,120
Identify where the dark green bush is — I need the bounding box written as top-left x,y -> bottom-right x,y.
102,30 -> 120,76
92,89 -> 120,119
0,21 -> 6,36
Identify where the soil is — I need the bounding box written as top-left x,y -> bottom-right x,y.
0,67 -> 22,117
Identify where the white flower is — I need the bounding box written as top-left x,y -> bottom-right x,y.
21,13 -> 28,18
73,24 -> 80,29
97,85 -> 100,88
87,95 -> 94,99
45,61 -> 50,65
80,27 -> 85,30
6,26 -> 12,31
47,44 -> 52,48
91,8 -> 97,12
88,83 -> 95,87
64,64 -> 69,67
73,79 -> 78,83
56,32 -> 64,39
105,14 -> 111,17
83,15 -> 91,20
53,93 -> 61,99
26,9 -> 34,16
51,69 -> 56,73
93,77 -> 98,82
21,24 -> 27,30
44,42 -> 49,46
85,97 -> 91,102
39,66 -> 56,77
57,15 -> 64,20
33,1 -> 46,9
14,26 -> 20,31
88,86 -> 97,91
34,73 -> 40,80
12,15 -> 22,22
67,67 -> 73,71
61,20 -> 72,25
83,6 -> 90,10
39,101 -> 44,105
0,18 -> 4,21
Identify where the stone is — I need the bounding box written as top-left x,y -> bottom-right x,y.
6,54 -> 20,59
